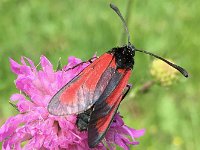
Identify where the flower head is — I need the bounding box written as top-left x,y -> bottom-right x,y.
150,59 -> 179,86
0,55 -> 145,149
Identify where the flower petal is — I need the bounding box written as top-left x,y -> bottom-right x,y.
10,94 -> 34,113
0,114 -> 23,141
9,58 -> 22,75
40,55 -> 53,74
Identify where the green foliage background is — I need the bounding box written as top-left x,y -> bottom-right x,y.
0,0 -> 199,149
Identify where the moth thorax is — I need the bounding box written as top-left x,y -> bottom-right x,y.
113,45 -> 135,69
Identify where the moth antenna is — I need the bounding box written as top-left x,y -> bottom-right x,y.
135,49 -> 189,78
110,3 -> 131,45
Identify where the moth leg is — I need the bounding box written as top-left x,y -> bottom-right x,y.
65,56 -> 98,72
121,84 -> 132,100
76,106 -> 93,131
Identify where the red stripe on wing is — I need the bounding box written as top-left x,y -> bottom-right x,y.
106,69 -> 130,106
48,53 -> 116,115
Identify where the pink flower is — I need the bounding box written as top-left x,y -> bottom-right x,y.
0,55 -> 145,149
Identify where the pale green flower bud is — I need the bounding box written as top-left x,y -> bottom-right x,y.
150,59 -> 179,86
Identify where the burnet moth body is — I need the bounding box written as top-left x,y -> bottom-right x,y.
48,3 -> 188,148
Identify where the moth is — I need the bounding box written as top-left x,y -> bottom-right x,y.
48,3 -> 188,148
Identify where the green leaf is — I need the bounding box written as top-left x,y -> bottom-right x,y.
56,57 -> 62,71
